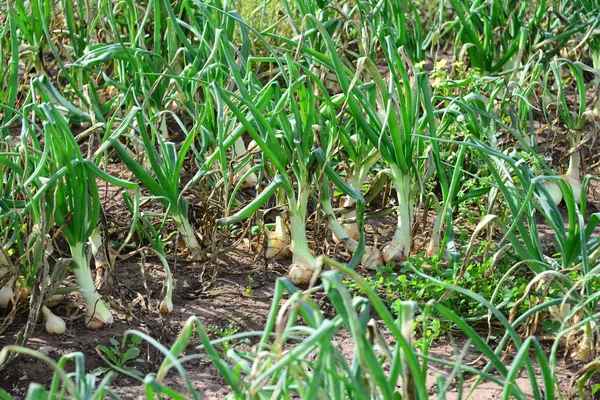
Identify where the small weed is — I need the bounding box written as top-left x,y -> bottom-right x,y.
347,241 -> 529,336
94,336 -> 144,378
246,275 -> 253,296
207,322 -> 240,356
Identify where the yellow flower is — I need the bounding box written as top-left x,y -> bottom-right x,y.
415,61 -> 427,70
434,58 -> 447,70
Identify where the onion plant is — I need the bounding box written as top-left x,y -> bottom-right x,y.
31,80 -> 140,329
123,192 -> 174,314
215,52 -> 373,282
215,61 -> 327,284
100,106 -> 202,260
542,59 -> 587,205
308,23 -> 432,265
462,133 -> 600,363
321,91 -> 379,243
41,105 -> 113,329
309,90 -> 383,269
559,0 -> 600,115
321,177 -> 381,270
0,105 -> 77,339
422,91 -> 600,370
355,0 -> 425,62
443,0 -> 543,73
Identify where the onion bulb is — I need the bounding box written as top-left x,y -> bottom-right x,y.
592,51 -> 600,118
333,236 -> 383,271
238,171 -> 258,189
0,286 -> 13,309
562,151 -> 581,204
425,239 -> 441,259
332,206 -> 360,244
332,195 -> 360,243
265,216 -> 292,261
322,190 -> 383,270
46,294 -> 64,309
70,243 -> 114,329
233,138 -> 258,189
42,306 -> 66,335
382,172 -> 412,265
159,298 -> 173,314
382,240 -> 409,264
13,283 -> 29,305
342,220 -> 360,243
288,264 -> 313,285
360,247 -> 383,271
287,215 -> 321,285
288,254 -> 321,285
0,267 -> 14,309
539,180 -> 564,206
382,204 -> 411,263
572,323 -> 594,362
538,150 -> 581,206
425,207 -> 443,258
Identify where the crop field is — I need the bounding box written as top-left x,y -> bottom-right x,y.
1,0 -> 600,398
